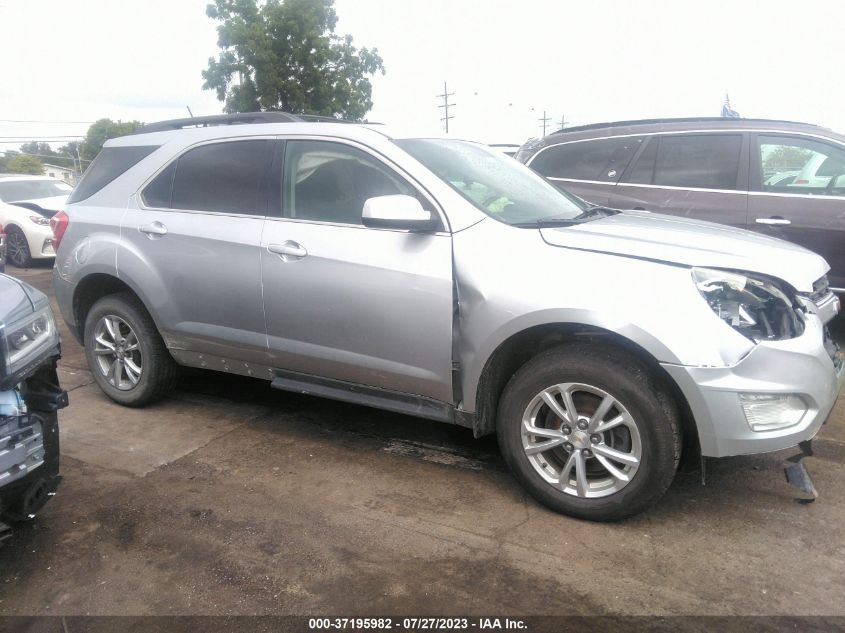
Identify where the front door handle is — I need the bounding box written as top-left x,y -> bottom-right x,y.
268,241 -> 307,261
139,221 -> 168,237
755,217 -> 791,226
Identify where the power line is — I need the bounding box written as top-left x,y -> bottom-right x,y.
0,151 -> 91,164
436,82 -> 456,134
0,141 -> 84,145
0,119 -> 93,124
0,136 -> 84,139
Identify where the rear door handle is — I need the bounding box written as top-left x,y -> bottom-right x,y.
755,217 -> 791,226
139,221 -> 168,236
268,241 -> 307,261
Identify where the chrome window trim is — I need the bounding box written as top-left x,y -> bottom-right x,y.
546,176 -> 616,186
528,128 -> 845,197
526,128 -> 845,165
261,214 -> 450,237
276,133 -> 451,232
137,135 -> 277,218
748,190 -> 845,201
548,176 -> 746,196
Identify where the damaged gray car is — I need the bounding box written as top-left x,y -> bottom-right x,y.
52,113 -> 843,520
1,273 -> 67,542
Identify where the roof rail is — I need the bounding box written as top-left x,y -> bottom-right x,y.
129,111 -> 383,135
295,114 -> 354,124
547,117 -> 822,136
129,112 -> 302,135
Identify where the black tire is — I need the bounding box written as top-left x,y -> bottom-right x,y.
496,343 -> 681,522
83,292 -> 178,406
6,226 -> 32,268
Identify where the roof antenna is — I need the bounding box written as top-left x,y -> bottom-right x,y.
186,106 -> 194,118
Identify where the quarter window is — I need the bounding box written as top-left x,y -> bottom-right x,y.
529,137 -> 642,182
758,135 -> 845,196
283,140 -> 416,225
651,135 -> 742,190
68,146 -> 158,204
142,140 -> 272,214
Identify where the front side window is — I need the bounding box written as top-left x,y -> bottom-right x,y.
644,134 -> 742,190
758,135 -> 845,196
529,137 -> 643,182
142,140 -> 271,214
283,140 -> 416,225
396,139 -> 590,225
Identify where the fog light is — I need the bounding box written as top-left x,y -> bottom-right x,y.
739,394 -> 807,432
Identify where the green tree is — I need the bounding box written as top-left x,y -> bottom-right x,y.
763,145 -> 813,172
202,0 -> 385,119
15,141 -> 80,171
57,141 -> 83,170
0,151 -> 16,172
6,154 -> 44,175
19,141 -> 58,163
80,119 -> 143,162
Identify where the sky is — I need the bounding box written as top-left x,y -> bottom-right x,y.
1,0 -> 844,154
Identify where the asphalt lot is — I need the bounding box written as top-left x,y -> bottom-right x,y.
1,262 -> 844,617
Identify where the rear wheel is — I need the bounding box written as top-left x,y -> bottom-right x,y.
497,344 -> 680,521
6,226 -> 32,268
84,293 -> 178,406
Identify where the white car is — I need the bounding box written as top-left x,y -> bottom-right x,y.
786,152 -> 845,190
0,175 -> 72,267
0,200 -> 57,267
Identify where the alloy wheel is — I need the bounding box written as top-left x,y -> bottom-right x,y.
6,230 -> 29,267
92,315 -> 143,390
521,382 -> 642,498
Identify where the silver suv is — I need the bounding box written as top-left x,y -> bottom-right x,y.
52,113 -> 843,520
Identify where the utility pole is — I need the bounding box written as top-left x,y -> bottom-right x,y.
74,146 -> 83,179
538,110 -> 551,136
437,82 -> 455,133
558,114 -> 568,130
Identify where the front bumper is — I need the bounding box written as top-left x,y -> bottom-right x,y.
662,314 -> 843,457
0,361 -> 66,522
24,224 -> 55,260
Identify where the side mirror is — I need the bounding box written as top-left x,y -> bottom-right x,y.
362,195 -> 440,232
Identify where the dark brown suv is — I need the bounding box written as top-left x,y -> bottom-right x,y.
516,118 -> 845,291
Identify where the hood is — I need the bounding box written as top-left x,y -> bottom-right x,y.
0,274 -> 36,326
540,211 -> 828,293
12,195 -> 67,216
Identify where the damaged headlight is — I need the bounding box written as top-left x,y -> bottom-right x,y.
0,306 -> 59,382
692,267 -> 804,342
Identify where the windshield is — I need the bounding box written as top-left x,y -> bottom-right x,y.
0,179 -> 73,202
395,138 -> 589,225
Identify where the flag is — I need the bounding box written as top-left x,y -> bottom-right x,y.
721,94 -> 740,118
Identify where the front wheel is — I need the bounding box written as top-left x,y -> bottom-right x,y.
497,344 -> 680,521
84,292 -> 178,406
6,226 -> 32,268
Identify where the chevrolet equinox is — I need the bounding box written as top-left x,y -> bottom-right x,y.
52,113 -> 843,520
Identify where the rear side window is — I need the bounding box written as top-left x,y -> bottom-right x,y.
652,135 -> 742,190
142,140 -> 271,215
68,146 -> 159,203
529,137 -> 642,182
